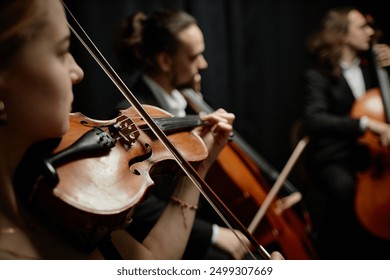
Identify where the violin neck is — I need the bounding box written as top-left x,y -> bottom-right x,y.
149,115 -> 205,133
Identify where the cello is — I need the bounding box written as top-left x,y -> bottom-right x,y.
181,76 -> 318,259
350,41 -> 390,240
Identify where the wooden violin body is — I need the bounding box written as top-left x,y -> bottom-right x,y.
22,105 -> 208,238
351,88 -> 390,239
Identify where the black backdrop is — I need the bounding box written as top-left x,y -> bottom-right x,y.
63,0 -> 389,183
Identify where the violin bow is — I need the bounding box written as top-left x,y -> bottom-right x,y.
61,1 -> 270,260
248,136 -> 309,233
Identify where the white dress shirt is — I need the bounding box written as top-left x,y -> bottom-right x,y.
143,75 -> 187,117
340,58 -> 366,99
340,59 -> 368,131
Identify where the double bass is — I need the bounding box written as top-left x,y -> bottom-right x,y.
181,76 -> 318,259
351,41 -> 390,240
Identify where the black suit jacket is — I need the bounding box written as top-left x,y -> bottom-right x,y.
116,77 -> 160,110
303,63 -> 378,167
116,76 -> 217,259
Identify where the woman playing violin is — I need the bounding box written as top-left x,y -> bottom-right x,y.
303,6 -> 390,259
0,0 -> 240,260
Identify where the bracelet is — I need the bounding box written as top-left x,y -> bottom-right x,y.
170,196 -> 198,210
170,196 -> 198,229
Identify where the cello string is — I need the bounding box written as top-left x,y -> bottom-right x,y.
62,2 -> 269,260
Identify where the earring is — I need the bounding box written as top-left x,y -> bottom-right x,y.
0,100 -> 7,125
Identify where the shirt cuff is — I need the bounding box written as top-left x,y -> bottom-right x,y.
211,224 -> 220,244
359,116 -> 368,131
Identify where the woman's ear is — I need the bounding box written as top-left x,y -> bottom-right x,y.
156,52 -> 173,73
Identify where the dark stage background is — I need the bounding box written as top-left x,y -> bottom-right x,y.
64,0 -> 389,187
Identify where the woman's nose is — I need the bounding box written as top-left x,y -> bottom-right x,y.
68,54 -> 84,85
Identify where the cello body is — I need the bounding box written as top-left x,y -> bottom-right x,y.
206,136 -> 317,259
182,87 -> 318,259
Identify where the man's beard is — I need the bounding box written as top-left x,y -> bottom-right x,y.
174,77 -> 195,90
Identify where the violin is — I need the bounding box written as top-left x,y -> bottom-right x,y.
17,105 -> 208,238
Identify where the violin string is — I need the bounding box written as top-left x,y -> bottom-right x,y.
145,115 -> 204,132
62,1 -> 269,260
